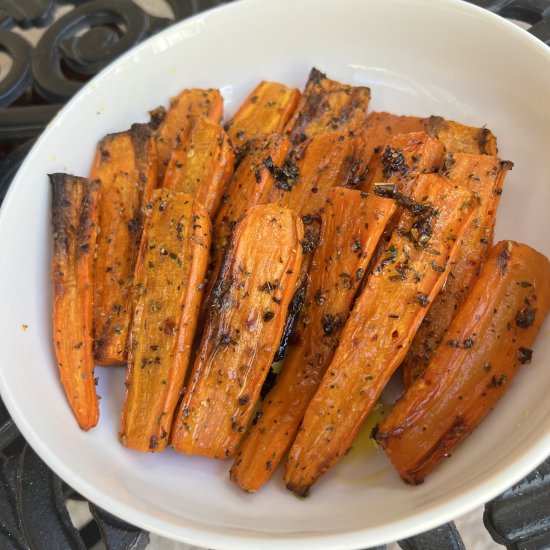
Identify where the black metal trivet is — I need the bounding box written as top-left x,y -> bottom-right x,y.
0,1 -> 549,548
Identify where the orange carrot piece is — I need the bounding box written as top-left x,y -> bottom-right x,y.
225,81 -> 300,151
230,187 -> 395,492
284,173 -> 476,495
285,68 -> 370,143
91,124 -> 158,365
171,205 -> 303,458
207,134 -> 291,301
269,131 -> 355,219
163,116 -> 234,218
359,113 -> 425,164
267,129 -> 358,339
356,131 -> 444,273
403,153 -> 513,387
377,241 -> 550,484
361,112 -> 498,167
155,88 -> 223,182
120,190 -> 211,452
51,173 -> 100,431
429,116 -> 497,155
361,131 -> 445,194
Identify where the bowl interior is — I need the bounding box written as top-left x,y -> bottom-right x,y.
0,0 -> 549,548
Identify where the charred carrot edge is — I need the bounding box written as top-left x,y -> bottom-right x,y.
271,220 -> 321,366
155,88 -> 223,182
206,134 -> 292,305
376,241 -> 550,484
284,173 -> 476,496
51,173 -> 100,431
266,129 -> 359,358
361,112 -> 498,167
359,113 -> 428,167
427,116 -> 498,155
361,131 -> 445,194
285,67 -> 371,144
171,204 -> 303,459
267,129 -> 359,347
120,189 -> 211,452
91,123 -> 158,366
359,131 -> 445,267
163,116 -> 235,218
225,81 -> 301,152
230,187 -> 396,492
402,153 -> 513,387
269,131 -> 355,219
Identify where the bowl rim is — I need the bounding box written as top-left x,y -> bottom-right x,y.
1,0 -> 549,548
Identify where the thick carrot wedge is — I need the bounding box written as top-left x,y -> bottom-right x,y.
365,112 -> 427,133
268,130 -> 358,340
268,130 -> 358,359
376,241 -> 550,484
361,112 -> 498,166
285,68 -> 370,144
269,131 -> 355,218
208,134 -> 292,301
344,132 -> 444,279
120,189 -> 211,452
91,124 -> 158,365
361,131 -> 445,194
163,116 -> 234,218
50,173 -> 100,431
284,173 -> 476,495
155,88 -> 223,181
225,81 -> 300,152
428,116 -> 497,155
360,113 -> 428,165
171,205 -> 303,458
403,153 -> 513,386
230,187 -> 396,492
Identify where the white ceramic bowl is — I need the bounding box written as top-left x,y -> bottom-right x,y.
1,0 -> 549,548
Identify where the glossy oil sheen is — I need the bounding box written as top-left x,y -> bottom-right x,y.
0,0 -> 549,548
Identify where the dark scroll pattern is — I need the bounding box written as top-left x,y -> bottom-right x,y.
466,0 -> 550,44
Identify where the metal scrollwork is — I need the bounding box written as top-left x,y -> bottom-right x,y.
0,31 -> 32,107
0,0 -> 236,134
0,438 -> 150,549
0,0 -> 55,29
164,0 -> 228,20
32,0 -> 150,102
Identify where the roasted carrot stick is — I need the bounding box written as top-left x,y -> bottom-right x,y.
91,123 -> 158,365
155,88 -> 223,182
359,113 -> 428,165
284,173 -> 476,495
171,205 -> 303,458
403,153 -> 513,386
163,116 -> 234,218
361,131 -> 445,194
120,189 -> 211,452
428,116 -> 497,155
365,112 -> 427,134
267,130 -> 358,360
376,241 -> 550,484
347,132 -> 444,282
50,173 -> 100,431
230,187 -> 396,492
285,68 -> 371,144
225,81 -> 300,152
269,131 -> 355,219
207,134 -> 292,302
361,112 -> 498,166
